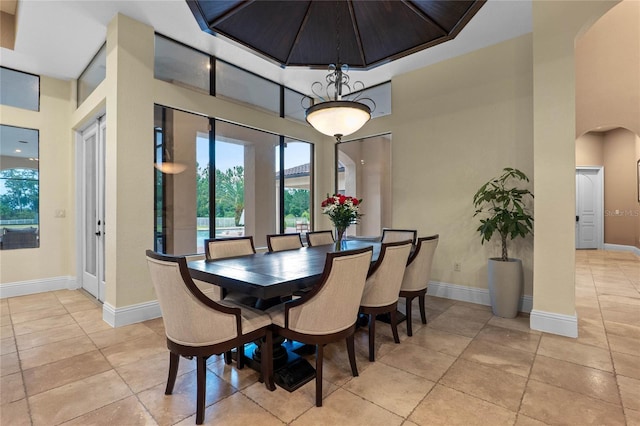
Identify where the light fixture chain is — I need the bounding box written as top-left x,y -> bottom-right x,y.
335,1 -> 340,66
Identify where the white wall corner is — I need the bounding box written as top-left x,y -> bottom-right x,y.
530,309 -> 578,338
0,276 -> 78,299
428,281 -> 533,313
103,300 -> 161,328
604,244 -> 640,256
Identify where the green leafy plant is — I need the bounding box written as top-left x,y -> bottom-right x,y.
473,168 -> 534,261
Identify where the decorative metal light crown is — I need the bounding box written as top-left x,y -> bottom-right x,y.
305,64 -> 374,143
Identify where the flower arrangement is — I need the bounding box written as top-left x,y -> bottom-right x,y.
321,194 -> 363,243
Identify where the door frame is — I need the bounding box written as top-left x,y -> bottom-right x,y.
575,166 -> 604,250
75,114 -> 106,301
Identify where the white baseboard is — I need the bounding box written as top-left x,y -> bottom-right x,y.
0,276 -> 78,299
530,309 -> 578,338
428,281 -> 533,313
103,300 -> 161,328
102,287 -> 218,328
604,244 -> 640,256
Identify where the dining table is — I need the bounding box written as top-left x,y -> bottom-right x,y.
187,239 -> 384,391
188,240 -> 382,300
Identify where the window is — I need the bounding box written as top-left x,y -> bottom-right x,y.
154,35 -> 211,94
353,81 -> 392,119
0,125 -> 39,249
215,60 -> 280,114
0,67 -> 39,111
277,139 -> 312,234
154,105 -> 314,254
284,87 -> 310,122
336,134 -> 391,237
153,105 -> 210,254
77,43 -> 106,105
215,120 -> 280,248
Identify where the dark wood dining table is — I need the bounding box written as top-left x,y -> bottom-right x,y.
188,240 -> 382,300
187,240 -> 382,392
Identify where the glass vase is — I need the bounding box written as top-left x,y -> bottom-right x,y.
335,227 -> 346,251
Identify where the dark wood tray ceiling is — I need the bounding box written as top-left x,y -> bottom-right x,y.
186,0 -> 486,69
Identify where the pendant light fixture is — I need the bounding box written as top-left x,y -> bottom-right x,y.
305,4 -> 374,143
305,64 -> 372,143
155,148 -> 187,174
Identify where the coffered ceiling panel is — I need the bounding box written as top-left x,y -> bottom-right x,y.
187,0 -> 486,69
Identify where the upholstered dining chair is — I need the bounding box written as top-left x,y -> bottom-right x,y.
186,253 -> 222,302
267,246 -> 373,407
381,228 -> 418,245
399,234 -> 439,336
204,236 -> 256,260
203,236 -> 258,365
266,233 -> 304,252
359,240 -> 413,361
145,250 -> 274,425
306,230 -> 335,246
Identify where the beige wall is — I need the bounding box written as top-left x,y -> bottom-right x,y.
575,0 -> 640,250
576,0 -> 640,137
357,34 -> 535,295
0,76 -> 74,283
637,135 -> 640,249
576,132 -> 604,166
576,129 -> 639,247
532,0 -> 617,319
603,128 -> 638,246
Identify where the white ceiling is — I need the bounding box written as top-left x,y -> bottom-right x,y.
1,0 -> 532,96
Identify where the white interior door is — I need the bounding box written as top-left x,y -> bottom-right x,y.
575,168 -> 603,249
80,118 -> 106,301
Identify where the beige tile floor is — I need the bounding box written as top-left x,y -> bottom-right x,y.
1,249 -> 638,425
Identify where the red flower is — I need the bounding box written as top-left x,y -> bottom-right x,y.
352,198 -> 359,206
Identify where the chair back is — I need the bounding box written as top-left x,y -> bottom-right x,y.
361,240 -> 412,307
185,253 -> 222,300
205,236 -> 255,260
400,235 -> 439,292
285,247 -> 372,335
146,250 -> 241,346
267,233 -> 303,252
306,230 -> 335,246
381,228 -> 417,245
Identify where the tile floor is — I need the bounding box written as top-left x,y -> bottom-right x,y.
1,250 -> 638,425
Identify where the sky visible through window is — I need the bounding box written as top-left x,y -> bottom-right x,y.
196,136 -> 310,172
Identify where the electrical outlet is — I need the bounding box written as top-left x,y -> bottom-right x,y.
54,209 -> 66,218
454,262 -> 461,272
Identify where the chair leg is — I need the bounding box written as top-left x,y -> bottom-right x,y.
419,293 -> 427,324
224,351 -> 232,365
262,330 -> 276,391
406,296 -> 414,337
346,333 -> 358,377
315,344 -> 324,407
368,314 -> 376,362
165,352 -> 179,395
196,356 -> 207,425
237,345 -> 244,369
390,308 -> 400,344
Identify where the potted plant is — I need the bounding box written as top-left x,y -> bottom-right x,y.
473,168 -> 534,318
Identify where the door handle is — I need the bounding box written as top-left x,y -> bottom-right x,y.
95,231 -> 101,236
